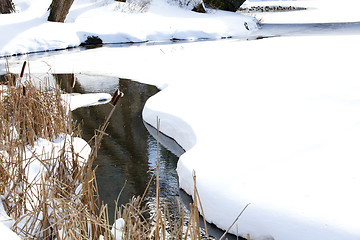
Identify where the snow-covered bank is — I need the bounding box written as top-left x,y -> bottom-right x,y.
142,35 -> 360,240
0,0 -> 257,56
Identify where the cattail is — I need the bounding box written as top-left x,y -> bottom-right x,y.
110,89 -> 124,106
20,61 -> 27,78
71,73 -> 76,88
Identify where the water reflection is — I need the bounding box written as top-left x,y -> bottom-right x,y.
55,74 -> 181,221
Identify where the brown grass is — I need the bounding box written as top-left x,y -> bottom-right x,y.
0,63 -> 113,239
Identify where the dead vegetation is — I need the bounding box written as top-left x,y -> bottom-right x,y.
0,61 -> 115,239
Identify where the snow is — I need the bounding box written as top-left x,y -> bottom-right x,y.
1,0 -> 360,240
0,201 -> 19,240
99,218 -> 124,240
111,218 -> 125,240
142,35 -> 360,240
0,0 -> 257,56
242,0 -> 360,23
62,92 -> 112,111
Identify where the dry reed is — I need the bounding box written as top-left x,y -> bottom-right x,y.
0,63 -> 118,239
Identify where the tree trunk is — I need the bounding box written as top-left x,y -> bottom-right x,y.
48,0 -> 75,23
192,2 -> 206,13
203,0 -> 246,12
0,0 -> 14,14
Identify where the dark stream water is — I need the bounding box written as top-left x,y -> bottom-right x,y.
54,73 -> 239,240
56,74 -> 180,206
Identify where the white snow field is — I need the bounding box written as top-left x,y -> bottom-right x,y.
0,0 -> 257,56
1,0 -> 360,239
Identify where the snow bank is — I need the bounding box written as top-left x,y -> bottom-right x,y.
0,0 -> 257,56
142,35 -> 360,240
62,92 -> 112,111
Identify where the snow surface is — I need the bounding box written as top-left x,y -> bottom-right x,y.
62,92 -> 112,111
0,201 -> 19,240
242,0 -> 360,23
0,0 -> 257,56
1,0 -> 360,239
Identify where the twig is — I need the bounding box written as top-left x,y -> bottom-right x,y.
192,170 -> 209,240
156,117 -> 160,213
219,203 -> 251,240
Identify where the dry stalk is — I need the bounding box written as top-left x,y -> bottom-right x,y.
218,203 -> 250,240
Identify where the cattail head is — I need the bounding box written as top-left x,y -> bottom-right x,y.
110,89 -> 124,106
20,61 -> 27,78
71,73 -> 76,88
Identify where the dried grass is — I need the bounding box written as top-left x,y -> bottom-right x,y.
0,62 -> 115,239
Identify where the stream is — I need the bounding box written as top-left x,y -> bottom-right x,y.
55,73 -> 238,240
